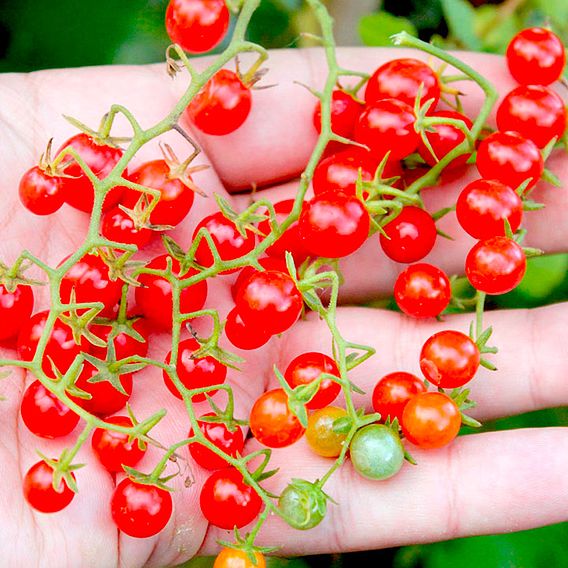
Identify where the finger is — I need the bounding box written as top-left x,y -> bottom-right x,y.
275,302 -> 568,422
232,148 -> 568,303
181,48 -> 525,189
201,427 -> 568,555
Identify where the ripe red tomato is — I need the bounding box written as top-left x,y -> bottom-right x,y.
186,70 -> 251,135
21,380 -> 79,439
17,311 -> 84,377
163,337 -> 227,402
312,148 -> 402,197
299,191 -> 370,258
257,199 -> 309,263
249,388 -> 305,448
189,413 -> 245,470
420,330 -> 480,388
0,283 -> 34,341
72,362 -> 133,417
57,133 -> 124,212
417,110 -> 473,169
284,352 -> 341,410
506,27 -> 566,86
200,468 -> 263,529
60,253 -> 123,315
401,392 -> 461,449
135,255 -> 208,330
380,206 -> 437,263
456,178 -> 523,240
313,89 -> 363,139
165,0 -> 229,54
89,318 -> 151,362
214,548 -> 266,568
236,270 -> 303,335
355,99 -> 420,160
125,160 -> 195,227
101,206 -> 153,248
231,257 -> 288,302
194,212 -> 256,272
224,307 -> 271,350
496,85 -> 566,148
111,478 -> 173,538
91,416 -> 146,473
476,131 -> 543,192
19,166 -> 64,215
372,372 -> 426,423
365,58 -> 440,108
23,460 -> 75,513
465,236 -> 527,295
394,263 -> 451,318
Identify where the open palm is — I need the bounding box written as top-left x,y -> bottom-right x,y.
1,48 -> 567,567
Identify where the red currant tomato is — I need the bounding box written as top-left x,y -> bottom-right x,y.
89,318 -> 151,362
194,212 -> 256,273
380,206 -> 437,263
476,130 -> 543,192
17,311 -> 84,377
111,478 -> 173,538
365,58 -> 440,108
417,110 -> 473,169
187,70 -> 251,135
249,388 -> 305,448
372,372 -> 426,424
57,134 -> 124,213
101,206 -> 153,249
60,253 -> 123,315
19,166 -> 64,215
189,413 -> 245,470
163,337 -> 227,402
506,27 -> 566,86
231,257 -> 288,302
236,270 -> 303,335
0,284 -> 34,341
313,90 -> 363,138
284,352 -> 340,410
165,0 -> 229,54
72,362 -> 133,417
135,255 -> 208,330
23,460 -> 75,513
91,416 -> 146,473
465,236 -> 527,295
401,391 -> 461,449
456,178 -> 523,240
21,380 -> 79,439
125,160 -> 195,227
299,191 -> 370,259
257,199 -> 309,263
312,148 -> 402,197
214,548 -> 266,568
420,330 -> 480,389
496,85 -> 567,148
224,307 -> 271,350
200,468 -> 263,529
355,99 -> 419,160
394,263 -> 451,318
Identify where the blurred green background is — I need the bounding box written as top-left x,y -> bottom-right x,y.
1,0 -> 566,566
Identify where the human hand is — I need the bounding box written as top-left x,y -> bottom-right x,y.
1,47 -> 567,567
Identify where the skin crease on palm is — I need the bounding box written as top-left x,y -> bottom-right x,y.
0,46 -> 568,567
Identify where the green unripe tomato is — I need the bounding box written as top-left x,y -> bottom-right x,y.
278,479 -> 327,530
349,424 -> 405,480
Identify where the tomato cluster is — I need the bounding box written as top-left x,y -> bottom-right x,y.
10,12 -> 566,568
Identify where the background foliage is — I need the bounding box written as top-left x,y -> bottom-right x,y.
0,0 -> 566,566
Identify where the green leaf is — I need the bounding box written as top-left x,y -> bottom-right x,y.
440,0 -> 483,50
359,12 -> 417,47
